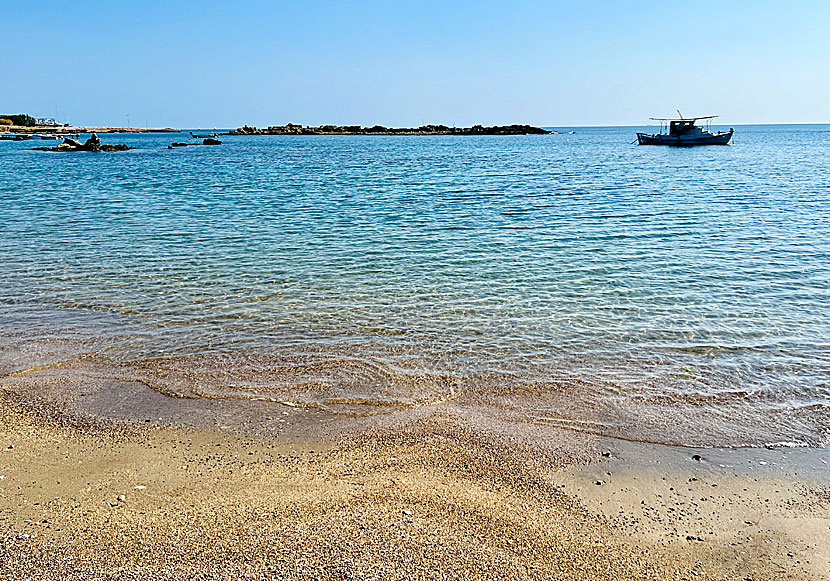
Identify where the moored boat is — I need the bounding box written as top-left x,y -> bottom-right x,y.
637,115 -> 733,146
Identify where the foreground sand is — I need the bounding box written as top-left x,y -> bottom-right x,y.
1,395 -> 827,580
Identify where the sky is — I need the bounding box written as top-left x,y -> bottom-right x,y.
3,1 -> 829,128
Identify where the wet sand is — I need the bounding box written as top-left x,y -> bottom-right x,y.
1,388 -> 828,580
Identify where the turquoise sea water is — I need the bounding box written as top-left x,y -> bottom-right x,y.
1,126 -> 828,446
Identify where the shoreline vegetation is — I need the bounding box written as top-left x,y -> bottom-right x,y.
225,123 -> 552,135
0,115 -> 176,134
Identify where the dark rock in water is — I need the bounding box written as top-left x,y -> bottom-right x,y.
84,133 -> 101,152
170,139 -> 221,147
31,133 -> 131,152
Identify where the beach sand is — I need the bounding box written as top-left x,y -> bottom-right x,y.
1,389 -> 827,580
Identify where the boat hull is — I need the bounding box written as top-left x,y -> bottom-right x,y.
636,129 -> 733,146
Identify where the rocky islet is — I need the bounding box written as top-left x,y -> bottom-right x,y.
226,123 -> 552,135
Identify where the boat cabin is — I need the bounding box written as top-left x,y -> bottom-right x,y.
669,119 -> 702,136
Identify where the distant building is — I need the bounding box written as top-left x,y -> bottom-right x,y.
36,117 -> 60,126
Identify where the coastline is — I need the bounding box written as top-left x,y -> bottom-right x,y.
1,126 -> 179,134
1,380 -> 827,579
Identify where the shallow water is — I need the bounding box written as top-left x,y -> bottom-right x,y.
1,126 -> 828,446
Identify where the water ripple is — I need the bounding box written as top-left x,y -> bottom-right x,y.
1,125 -> 829,444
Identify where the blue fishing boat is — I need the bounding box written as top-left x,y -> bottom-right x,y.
637,114 -> 733,146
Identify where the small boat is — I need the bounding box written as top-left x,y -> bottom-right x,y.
190,131 -> 218,139
637,114 -> 733,146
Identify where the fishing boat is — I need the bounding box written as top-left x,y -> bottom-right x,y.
637,114 -> 733,146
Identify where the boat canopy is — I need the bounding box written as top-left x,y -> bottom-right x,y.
648,115 -> 718,122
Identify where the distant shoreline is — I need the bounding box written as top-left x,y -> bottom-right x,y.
0,125 -> 179,134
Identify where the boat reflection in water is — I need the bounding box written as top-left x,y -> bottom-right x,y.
637,114 -> 733,146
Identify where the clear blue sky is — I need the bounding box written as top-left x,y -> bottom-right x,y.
3,1 -> 829,127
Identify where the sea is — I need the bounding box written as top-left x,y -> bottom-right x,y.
1,125 -> 828,447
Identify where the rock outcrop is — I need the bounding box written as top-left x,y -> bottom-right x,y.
167,138 -> 222,149
224,124 -> 551,136
31,133 -> 131,152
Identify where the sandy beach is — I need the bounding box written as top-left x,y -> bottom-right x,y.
1,386 -> 827,580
